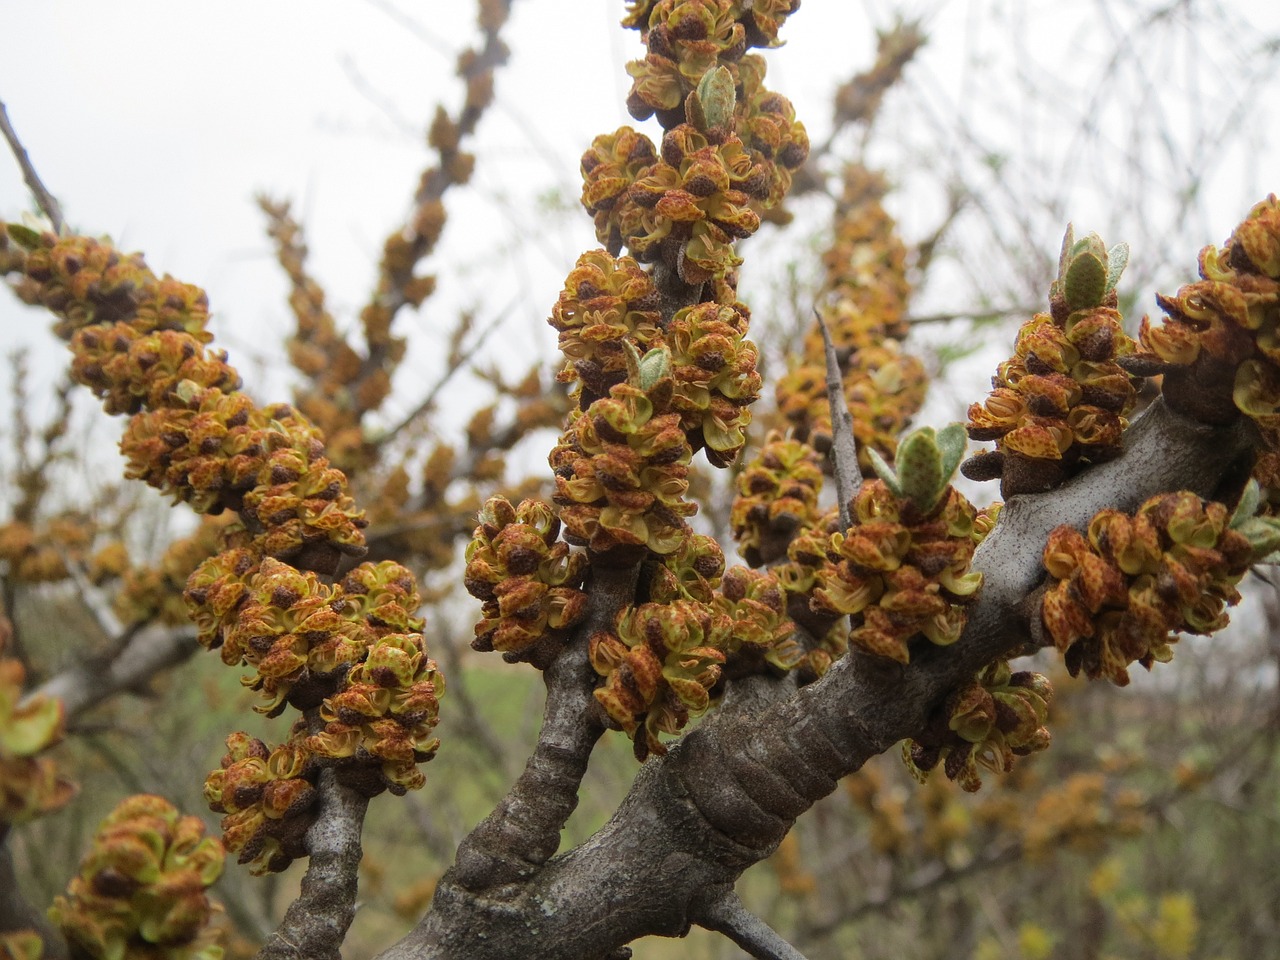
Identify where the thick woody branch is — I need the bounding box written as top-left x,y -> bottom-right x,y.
447,562 -> 640,893
377,398 -> 1253,960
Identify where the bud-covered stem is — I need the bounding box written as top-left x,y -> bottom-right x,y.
378,395 -> 1251,960
257,764 -> 369,960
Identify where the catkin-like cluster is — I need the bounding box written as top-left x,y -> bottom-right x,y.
0,643 -> 74,824
463,496 -> 589,663
1040,491 -> 1255,685
583,0 -> 807,289
810,478 -> 982,664
730,432 -> 824,567
964,230 -> 1141,497
903,661 -> 1053,792
48,795 -> 225,960
775,168 -> 925,466
204,730 -> 316,876
1121,197 -> 1280,492
1,223 -> 444,873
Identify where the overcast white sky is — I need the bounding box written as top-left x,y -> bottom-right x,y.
2,1 -> 1277,478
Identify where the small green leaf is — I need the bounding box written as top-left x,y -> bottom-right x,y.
637,346 -> 671,392
1064,251 -> 1107,311
1230,478 -> 1262,529
897,428 -> 944,511
935,423 -> 968,487
5,222 -> 42,249
867,446 -> 903,498
693,66 -> 736,134
1057,224 -> 1075,280
1105,241 -> 1129,294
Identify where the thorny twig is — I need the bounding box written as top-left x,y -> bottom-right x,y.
0,100 -> 65,234
814,308 -> 861,531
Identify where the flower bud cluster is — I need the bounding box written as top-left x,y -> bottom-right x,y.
549,249 -> 665,402
730,432 -> 824,566
1122,196 -> 1280,473
463,496 -> 589,662
0,930 -> 42,960
204,731 -> 317,875
48,794 -> 225,960
187,556 -> 425,716
113,515 -> 236,626
589,535 -> 737,758
665,300 -> 761,464
591,596 -> 731,761
620,122 -> 768,284
715,565 -> 802,673
307,629 -> 443,796
4,227 -> 369,560
811,479 -> 983,664
0,515 -> 89,584
964,229 -> 1140,497
903,661 -> 1053,792
1040,491 -> 1255,685
774,168 -> 924,466
550,253 -> 762,466
1021,772 -> 1145,862
582,1 -> 807,286
1,647 -> 74,823
260,197 -> 390,475
550,373 -> 697,561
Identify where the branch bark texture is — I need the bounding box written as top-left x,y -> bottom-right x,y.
375,399 -> 1252,959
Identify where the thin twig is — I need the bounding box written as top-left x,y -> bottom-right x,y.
0,100 -> 65,233
814,307 -> 860,531
380,301 -> 514,445
695,889 -> 811,960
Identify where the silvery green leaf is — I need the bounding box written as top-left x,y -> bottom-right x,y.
867,446 -> 903,498
1105,241 -> 1129,293
897,428 -> 944,511
935,422 -> 968,486
1230,478 -> 1262,529
1064,251 -> 1107,311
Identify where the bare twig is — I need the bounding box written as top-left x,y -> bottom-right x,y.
0,100 -> 65,233
380,301 -> 514,446
694,889 -> 811,960
814,308 -> 860,531
0,829 -> 68,960
32,625 -> 197,723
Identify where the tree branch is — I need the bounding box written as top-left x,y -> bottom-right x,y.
693,889 -> 811,960
32,625 -> 197,724
256,767 -> 369,960
814,307 -> 860,530
0,828 -> 68,960
447,561 -> 640,893
375,397 -> 1253,960
0,101 -> 65,233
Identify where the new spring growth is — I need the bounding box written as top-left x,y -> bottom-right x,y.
1049,226 -> 1129,315
1039,483 -> 1280,685
964,226 -> 1140,497
904,660 -> 1053,792
812,425 -> 983,664
867,422 -> 968,515
688,65 -> 736,140
0,628 -> 75,823
49,795 -> 225,960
